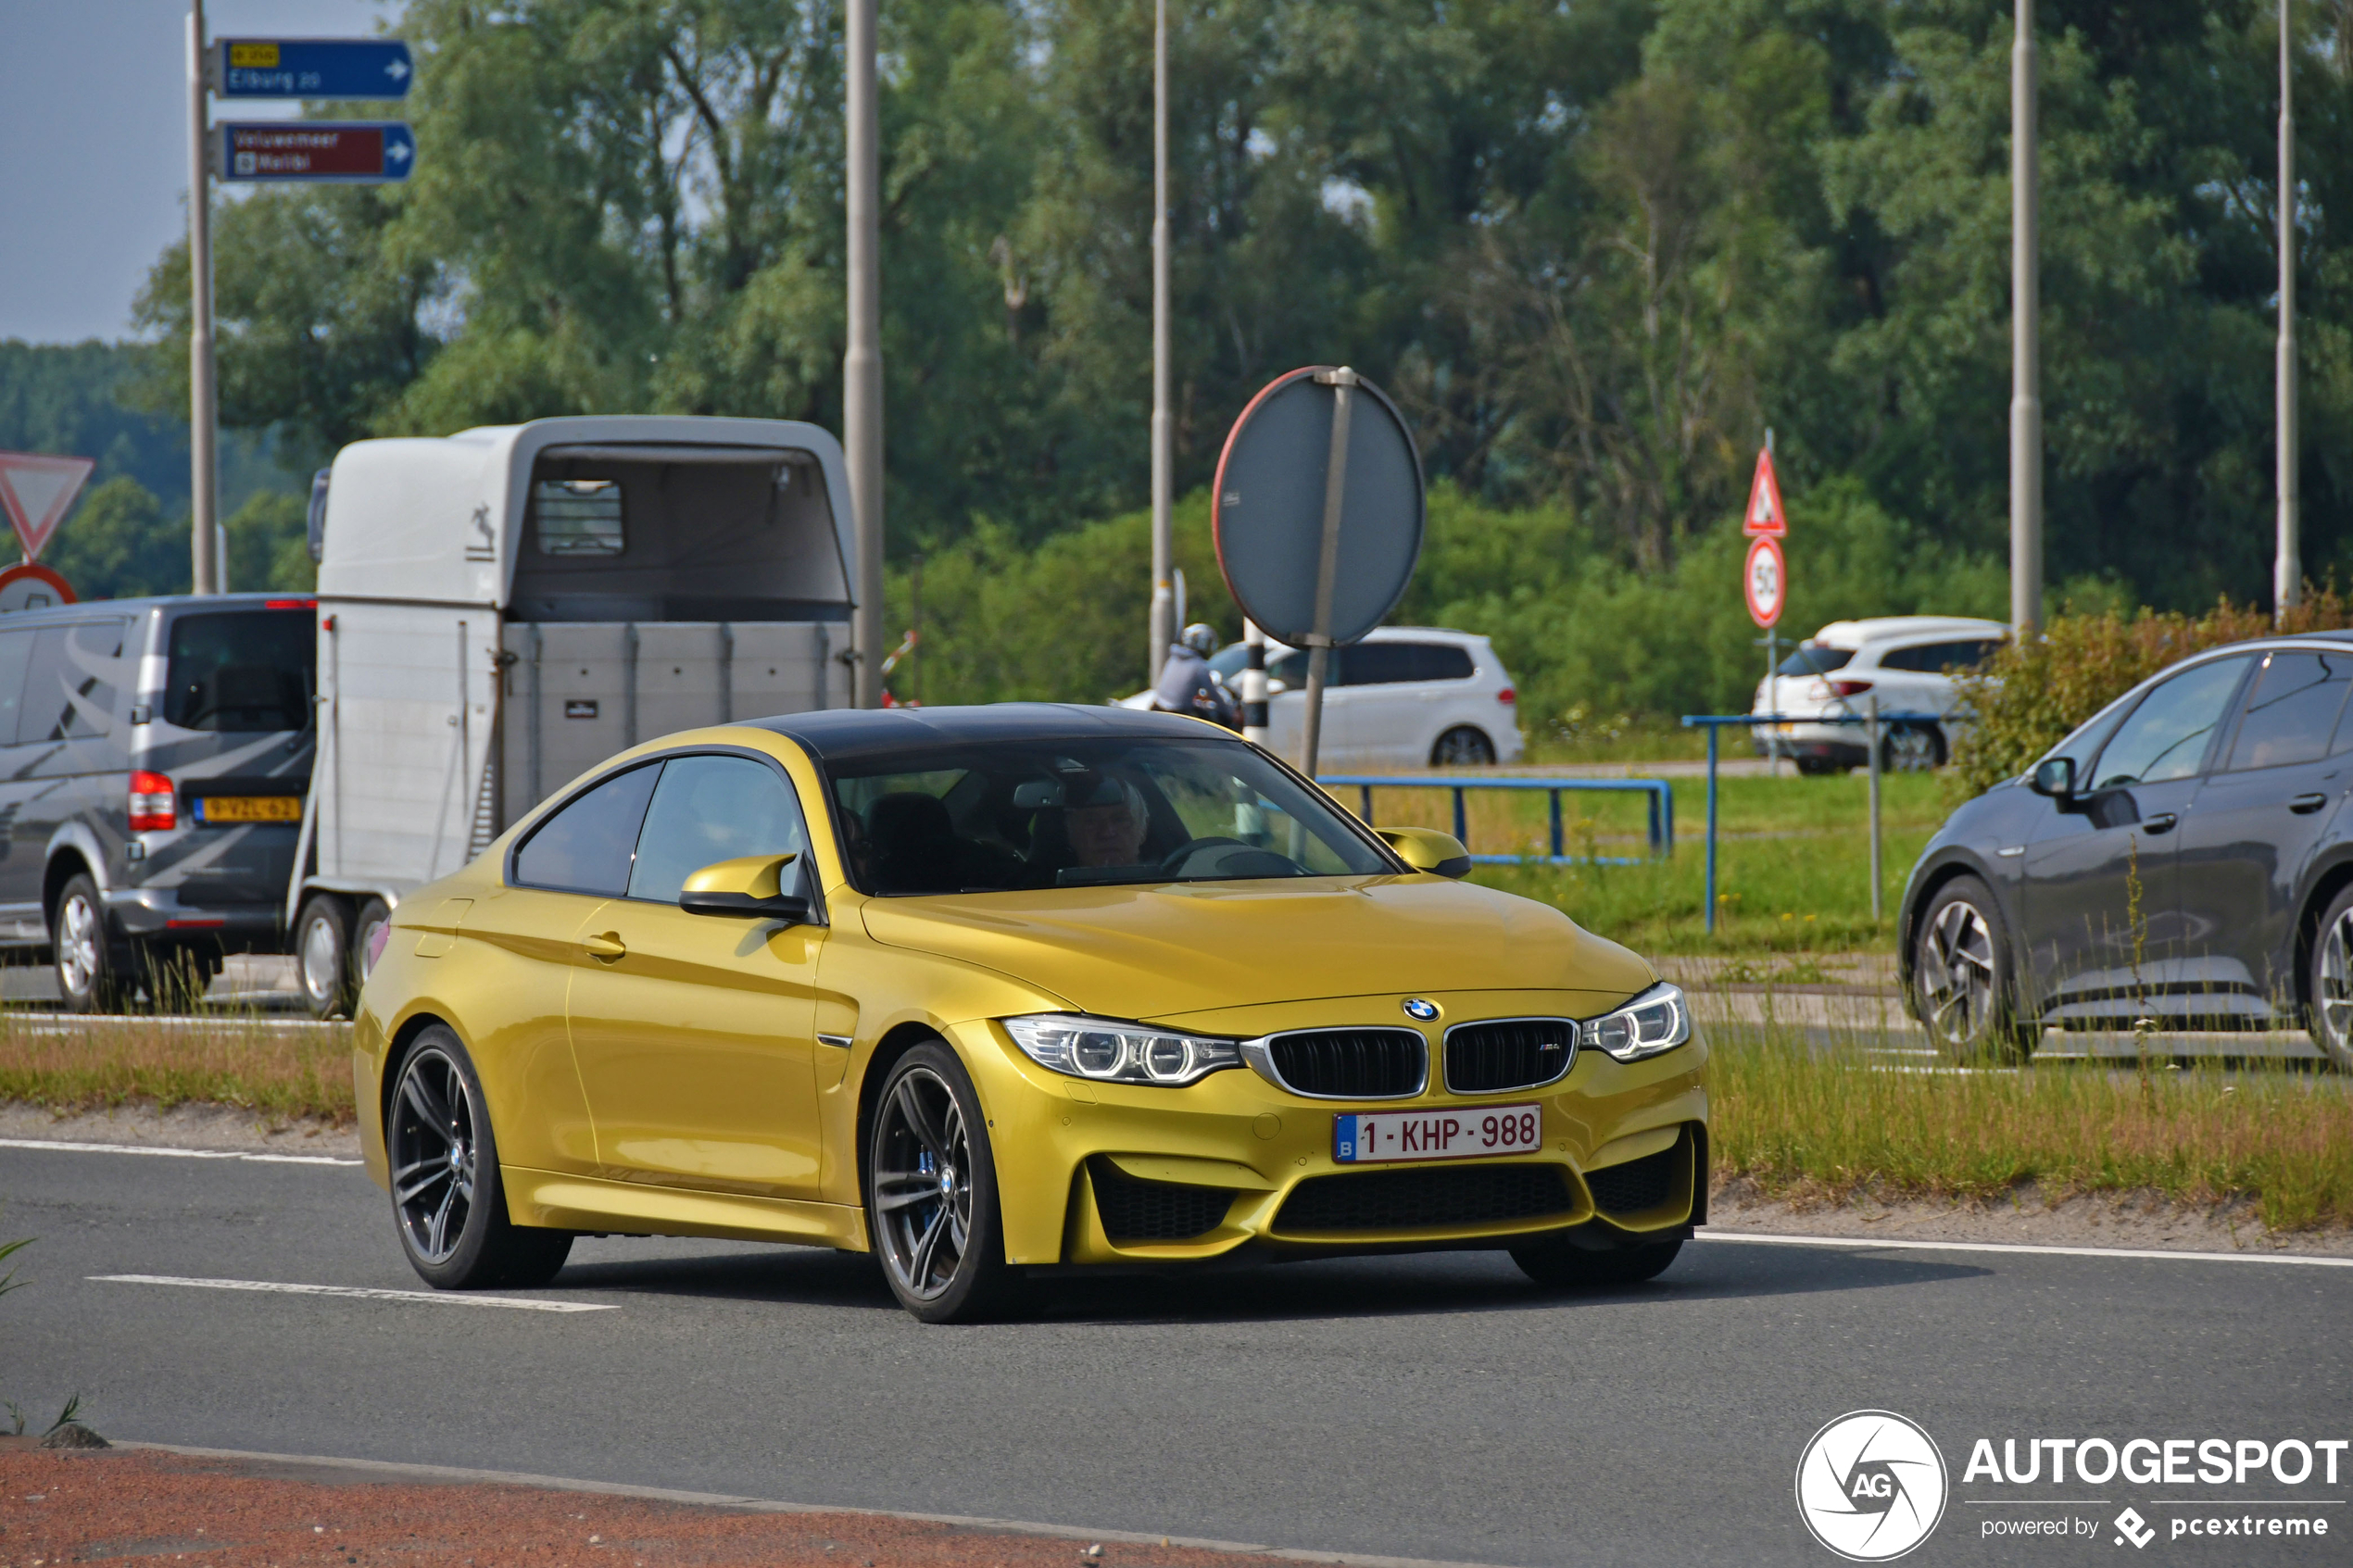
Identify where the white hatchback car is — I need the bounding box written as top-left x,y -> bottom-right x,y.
1186,626 -> 1525,770
1751,615 -> 2008,773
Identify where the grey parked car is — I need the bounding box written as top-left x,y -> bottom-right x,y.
1897,631 -> 2353,1064
0,594 -> 316,1010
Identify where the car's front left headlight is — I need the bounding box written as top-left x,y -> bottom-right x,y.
1001,1014 -> 1244,1086
1582,982 -> 1692,1062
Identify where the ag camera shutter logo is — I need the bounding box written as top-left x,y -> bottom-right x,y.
1795,1410 -> 1949,1561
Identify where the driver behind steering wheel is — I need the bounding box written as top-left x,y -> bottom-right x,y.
1058,771 -> 1152,870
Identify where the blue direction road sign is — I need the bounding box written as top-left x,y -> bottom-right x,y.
218,39 -> 413,100
219,122 -> 415,183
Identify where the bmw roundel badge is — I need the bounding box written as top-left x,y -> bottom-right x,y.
1401,997 -> 1441,1022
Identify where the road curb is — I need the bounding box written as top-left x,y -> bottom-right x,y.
121,1443 -> 1527,1568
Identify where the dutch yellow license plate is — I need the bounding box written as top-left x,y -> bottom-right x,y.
198,796 -> 301,824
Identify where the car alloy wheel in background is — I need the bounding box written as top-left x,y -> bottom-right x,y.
1912,876 -> 2034,1065
1880,725 -> 1942,772
1431,726 -> 1495,767
2309,885 -> 2353,1072
52,873 -> 125,1014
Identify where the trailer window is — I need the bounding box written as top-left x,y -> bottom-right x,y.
165,610 -> 314,734
534,480 -> 625,556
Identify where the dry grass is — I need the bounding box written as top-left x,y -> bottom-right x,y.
0,1013 -> 355,1124
1709,1022 -> 2353,1232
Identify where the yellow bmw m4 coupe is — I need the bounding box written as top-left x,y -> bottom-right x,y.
356,705 -> 1706,1322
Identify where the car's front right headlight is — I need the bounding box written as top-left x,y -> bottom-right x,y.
1001,1014 -> 1244,1086
1581,982 -> 1691,1062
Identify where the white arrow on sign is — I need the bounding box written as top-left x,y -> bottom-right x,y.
0,451 -> 94,563
386,140 -> 411,165
386,58 -> 409,80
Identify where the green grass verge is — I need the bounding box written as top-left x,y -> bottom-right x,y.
1356,771 -> 1950,954
0,1014 -> 356,1124
1708,1022 -> 2353,1232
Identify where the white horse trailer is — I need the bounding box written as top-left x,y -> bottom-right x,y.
288,416 -> 858,1016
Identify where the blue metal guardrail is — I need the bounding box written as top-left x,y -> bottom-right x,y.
1680,710 -> 1948,933
1317,774 -> 1674,866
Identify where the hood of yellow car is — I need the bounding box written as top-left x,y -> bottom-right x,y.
857,874 -> 1655,1019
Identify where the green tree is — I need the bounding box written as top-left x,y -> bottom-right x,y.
37,476 -> 188,601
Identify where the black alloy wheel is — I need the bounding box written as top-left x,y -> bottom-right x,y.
866,1042 -> 1017,1323
1431,726 -> 1497,768
51,872 -> 129,1014
1912,875 -> 2037,1065
2308,884 -> 2353,1072
1511,1233 -> 1683,1287
387,1025 -> 572,1289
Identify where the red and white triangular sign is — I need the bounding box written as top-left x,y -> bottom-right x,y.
1743,447 -> 1786,537
0,451 -> 94,562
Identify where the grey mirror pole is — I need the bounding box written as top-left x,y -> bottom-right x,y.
1866,696 -> 1883,922
846,0 -> 885,707
1299,368 -> 1356,778
188,0 -> 220,596
2277,0 -> 2300,618
2009,0 -> 2043,634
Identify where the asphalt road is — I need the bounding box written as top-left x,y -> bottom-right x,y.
5,1145 -> 2348,1568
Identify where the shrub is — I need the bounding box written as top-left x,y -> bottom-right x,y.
1948,589 -> 2353,797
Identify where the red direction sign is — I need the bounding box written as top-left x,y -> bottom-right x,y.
1743,447 -> 1786,537
1744,535 -> 1786,628
0,450 -> 94,562
220,122 -> 415,182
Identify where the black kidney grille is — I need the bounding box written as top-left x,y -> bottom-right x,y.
1274,1163 -> 1575,1234
1584,1145 -> 1681,1217
1266,1029 -> 1426,1098
1445,1018 -> 1577,1093
1091,1164 -> 1235,1242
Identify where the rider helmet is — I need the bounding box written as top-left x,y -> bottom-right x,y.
1179,622 -> 1218,657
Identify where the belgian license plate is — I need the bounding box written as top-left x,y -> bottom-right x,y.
198,796 -> 301,823
1335,1103 -> 1541,1164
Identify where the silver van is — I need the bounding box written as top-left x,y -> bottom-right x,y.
0,594 -> 316,1010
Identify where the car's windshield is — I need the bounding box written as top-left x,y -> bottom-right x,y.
827,735 -> 1395,895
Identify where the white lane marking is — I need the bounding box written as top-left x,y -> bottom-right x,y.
126,1443 -> 1511,1568
0,1136 -> 359,1166
1698,1229 -> 2353,1269
92,1274 -> 617,1313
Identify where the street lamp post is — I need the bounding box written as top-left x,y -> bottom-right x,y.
846,0 -> 885,706
2009,0 -> 2042,635
187,0 -> 221,596
2277,0 -> 2302,618
1148,0 -> 1173,685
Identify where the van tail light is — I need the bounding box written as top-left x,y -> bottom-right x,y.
1495,686 -> 1516,705
1829,679 -> 1876,697
130,771 -> 176,833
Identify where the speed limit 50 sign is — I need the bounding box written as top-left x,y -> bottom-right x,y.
1744,534 -> 1785,628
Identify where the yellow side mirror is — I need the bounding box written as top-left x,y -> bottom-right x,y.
1377,827 -> 1473,879
680,853 -> 810,922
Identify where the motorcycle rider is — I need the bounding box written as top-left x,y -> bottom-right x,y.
1152,623 -> 1239,730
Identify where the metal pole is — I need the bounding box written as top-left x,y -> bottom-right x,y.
1239,618 -> 1268,746
187,0 -> 220,597
1704,724 -> 1719,935
2277,0 -> 2302,618
1299,367 -> 1354,776
1763,427 -> 1778,776
2009,0 -> 2043,634
846,0 -> 885,708
1866,697 -> 1883,923
1147,0 -> 1174,685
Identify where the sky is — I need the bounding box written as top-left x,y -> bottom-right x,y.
0,0 -> 398,345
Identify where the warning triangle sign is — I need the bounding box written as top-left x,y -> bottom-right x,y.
1743,447 -> 1786,537
0,451 -> 94,562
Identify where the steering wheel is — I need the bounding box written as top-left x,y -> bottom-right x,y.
1160,837 -> 1305,879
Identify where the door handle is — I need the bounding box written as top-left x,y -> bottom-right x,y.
583,932 -> 626,961
2141,812 -> 2177,834
2291,792 -> 2329,814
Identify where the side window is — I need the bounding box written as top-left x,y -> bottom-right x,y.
2087,658 -> 2252,791
1407,643 -> 1475,681
626,754 -> 811,903
1877,644 -> 1934,673
1267,650 -> 1310,687
0,630 -> 36,745
21,621 -> 129,742
533,479 -> 625,556
511,762 -> 662,896
1339,644 -> 1411,685
2225,652 -> 2353,771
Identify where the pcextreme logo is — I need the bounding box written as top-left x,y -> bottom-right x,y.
1796,1411 -> 1951,1562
